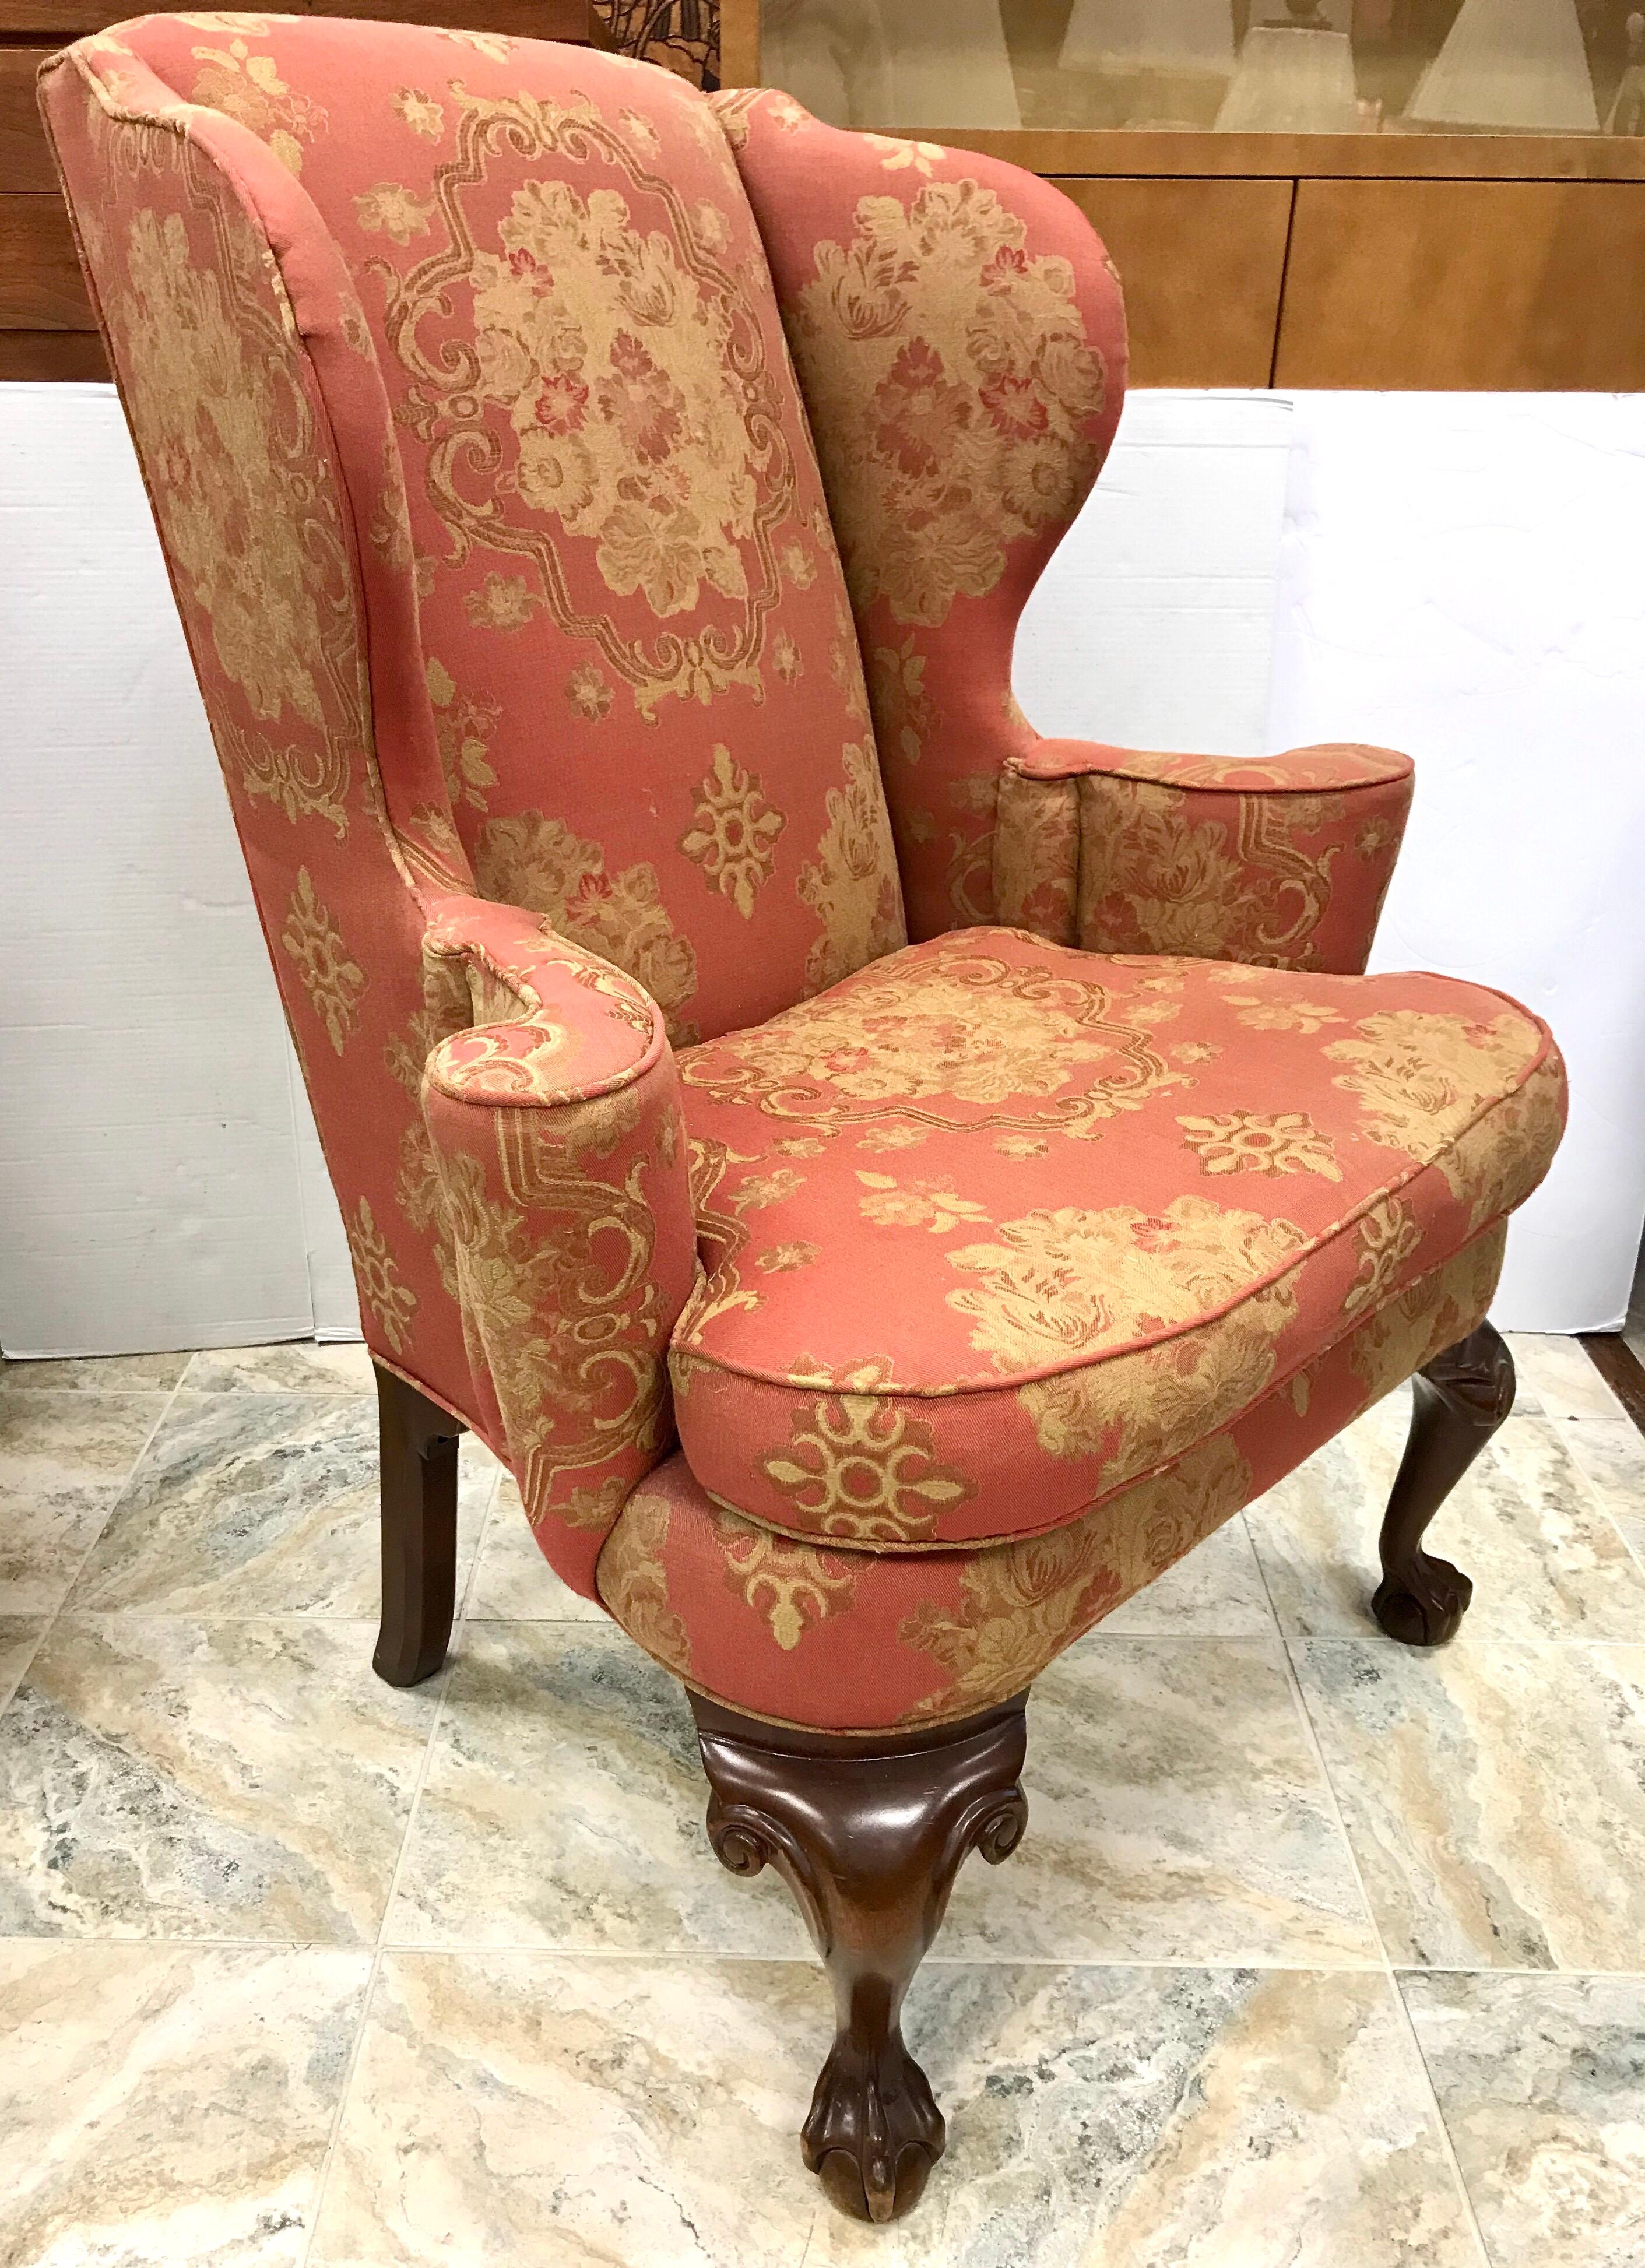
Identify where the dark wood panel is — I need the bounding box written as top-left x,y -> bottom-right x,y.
1,49 -> 53,194
0,191 -> 88,326
1053,175 -> 1292,390
1277,178 -> 1645,392
0,0 -> 590,36
0,324 -> 103,375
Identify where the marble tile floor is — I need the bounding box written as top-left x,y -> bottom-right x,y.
1,1335 -> 1643,2266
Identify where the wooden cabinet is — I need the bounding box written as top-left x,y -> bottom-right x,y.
0,0 -> 595,374
726,2 -> 1645,391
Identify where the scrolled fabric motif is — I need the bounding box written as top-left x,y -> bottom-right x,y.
994,741 -> 1416,976
418,894 -> 698,1593
597,1219 -> 1509,1733
669,930 -> 1563,1553
718,92 -> 1129,940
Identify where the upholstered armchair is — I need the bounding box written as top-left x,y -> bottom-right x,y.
43,16 -> 1565,2224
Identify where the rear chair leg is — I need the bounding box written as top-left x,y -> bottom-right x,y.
372,1359 -> 463,1687
1375,1321 -> 1515,1647
691,1690 -> 1029,2225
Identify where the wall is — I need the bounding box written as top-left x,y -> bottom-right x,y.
1267,393 -> 1645,1332
2,382 -> 1639,1351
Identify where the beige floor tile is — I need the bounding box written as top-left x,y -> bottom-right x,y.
1252,1412 -> 1645,1642
385,1622 -> 806,1956
0,1390 -> 171,1615
1557,1416 -> 1645,1562
310,1954 -> 1476,2268
0,1940 -> 370,2268
1098,1512 -> 1277,1637
0,1350 -> 192,1393
0,1616 -> 439,1941
1508,1335 -> 1627,1426
180,1340 -> 376,1394
1294,1639 -> 1645,1971
62,1393 -> 495,1618
0,1615 -> 45,1713
1404,1971 -> 1645,2268
464,1475 -> 607,1622
942,1634 -> 1377,1965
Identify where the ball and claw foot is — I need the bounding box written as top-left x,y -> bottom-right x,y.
1373,1321 -> 1514,1649
802,2036 -> 946,2224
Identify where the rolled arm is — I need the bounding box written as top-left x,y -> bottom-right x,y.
993,738 -> 1414,975
417,895 -> 698,1596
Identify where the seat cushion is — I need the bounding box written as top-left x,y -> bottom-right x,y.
602,1225 -> 1507,1731
670,929 -> 1564,1550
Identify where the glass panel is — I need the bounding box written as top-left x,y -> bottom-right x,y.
758,2 -> 1645,136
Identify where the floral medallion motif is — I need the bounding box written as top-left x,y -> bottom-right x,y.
346,1198 -> 417,1354
373,90 -> 806,715
282,868 -> 365,1054
679,745 -> 785,917
1179,1111 -> 1342,1180
761,1395 -> 976,1546
792,180 -> 1108,624
681,942 -> 1179,1138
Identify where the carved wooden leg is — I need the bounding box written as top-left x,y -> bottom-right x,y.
372,1360 -> 463,1688
1374,1321 -> 1515,1647
690,1690 -> 1028,2225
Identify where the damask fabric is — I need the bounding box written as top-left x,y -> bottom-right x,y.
716,89 -> 1129,940
993,741 -> 1415,973
417,895 -> 698,1592
600,1223 -> 1508,1731
58,16 -> 906,1054
670,931 -> 1565,1552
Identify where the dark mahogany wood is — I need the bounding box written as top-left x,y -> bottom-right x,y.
1374,1321 -> 1515,1647
690,1690 -> 1029,2224
372,1359 -> 463,1688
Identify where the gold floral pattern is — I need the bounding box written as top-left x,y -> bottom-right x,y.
761,1395 -> 975,1545
113,208 -> 341,734
856,1173 -> 988,1234
346,1198 -> 417,1355
188,36 -> 322,175
224,721 -> 348,838
1179,1112 -> 1342,1180
680,940 -> 1180,1138
377,94 -> 806,716
1327,1008 -> 1545,1152
679,745 -> 785,917
426,655 -> 498,814
473,813 -> 699,1042
1343,1195 -> 1425,1318
282,868 -> 365,1054
720,1523 -> 856,1651
796,741 -> 905,991
792,181 -> 1108,624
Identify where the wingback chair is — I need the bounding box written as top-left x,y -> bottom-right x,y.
43,16 -> 1566,2224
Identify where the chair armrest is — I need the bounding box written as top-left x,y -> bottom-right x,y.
417,895 -> 698,1595
993,739 -> 1414,975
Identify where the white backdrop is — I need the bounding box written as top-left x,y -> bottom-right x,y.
2,382 -> 1640,1352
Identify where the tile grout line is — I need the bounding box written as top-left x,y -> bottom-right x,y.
298,1630 -> 462,2268
1271,1615 -> 1496,2268
0,1369 -> 191,1718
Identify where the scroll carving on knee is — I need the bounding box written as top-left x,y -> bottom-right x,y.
691,1691 -> 1029,2224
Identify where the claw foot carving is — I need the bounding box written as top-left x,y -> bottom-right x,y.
1376,1321 -> 1513,1648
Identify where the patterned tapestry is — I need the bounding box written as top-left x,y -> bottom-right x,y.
595,0 -> 719,89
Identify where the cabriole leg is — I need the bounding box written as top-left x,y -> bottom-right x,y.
372,1359 -> 462,1687
1374,1321 -> 1516,1646
690,1690 -> 1029,2224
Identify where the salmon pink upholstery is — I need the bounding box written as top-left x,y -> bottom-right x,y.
669,939 -> 1562,1553
43,19 -> 1565,1732
602,1224 -> 1507,1732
